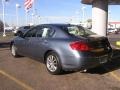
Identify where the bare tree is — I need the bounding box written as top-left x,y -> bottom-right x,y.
0,20 -> 3,32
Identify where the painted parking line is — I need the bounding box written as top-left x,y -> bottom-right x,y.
109,46 -> 120,81
103,66 -> 120,82
110,72 -> 120,82
0,70 -> 34,90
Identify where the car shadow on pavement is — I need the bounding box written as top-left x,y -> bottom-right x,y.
87,49 -> 120,74
0,42 -> 10,48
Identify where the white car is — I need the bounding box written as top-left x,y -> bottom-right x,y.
5,27 -> 14,32
107,28 -> 117,34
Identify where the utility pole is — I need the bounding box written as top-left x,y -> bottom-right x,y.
16,4 -> 20,27
32,0 -> 35,25
81,6 -> 86,24
2,0 -> 6,37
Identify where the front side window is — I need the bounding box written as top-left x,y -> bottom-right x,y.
36,27 -> 44,37
24,28 -> 37,37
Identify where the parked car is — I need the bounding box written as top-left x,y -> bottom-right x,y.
10,24 -> 112,74
107,28 -> 118,34
13,25 -> 33,35
4,27 -> 14,32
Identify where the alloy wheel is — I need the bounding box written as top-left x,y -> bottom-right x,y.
46,55 -> 58,72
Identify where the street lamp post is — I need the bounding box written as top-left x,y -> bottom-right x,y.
35,15 -> 38,25
25,11 -> 28,25
81,6 -> 86,24
31,13 -> 34,25
16,4 -> 20,27
75,10 -> 81,24
108,11 -> 111,28
2,0 -> 6,37
38,16 -> 41,24
108,11 -> 111,22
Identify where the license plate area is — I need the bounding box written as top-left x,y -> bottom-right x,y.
99,55 -> 108,64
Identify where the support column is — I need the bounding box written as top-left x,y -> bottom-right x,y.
92,0 -> 108,36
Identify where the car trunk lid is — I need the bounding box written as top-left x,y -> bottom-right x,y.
85,35 -> 111,54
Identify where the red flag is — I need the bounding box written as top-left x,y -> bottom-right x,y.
24,0 -> 34,12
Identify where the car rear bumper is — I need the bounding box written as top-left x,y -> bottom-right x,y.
61,53 -> 112,71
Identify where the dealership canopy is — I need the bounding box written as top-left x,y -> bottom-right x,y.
82,0 -> 120,5
81,0 -> 120,36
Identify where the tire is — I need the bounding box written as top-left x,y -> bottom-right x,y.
11,44 -> 19,57
45,51 -> 62,75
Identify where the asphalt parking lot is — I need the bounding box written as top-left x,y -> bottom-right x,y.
0,33 -> 120,90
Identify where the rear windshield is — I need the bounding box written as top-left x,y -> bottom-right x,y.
59,25 -> 96,37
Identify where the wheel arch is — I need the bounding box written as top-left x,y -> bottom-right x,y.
10,41 -> 14,50
44,49 -> 63,74
43,49 -> 62,63
44,50 -> 55,63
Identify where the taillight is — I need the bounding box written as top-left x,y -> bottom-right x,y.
70,41 -> 91,51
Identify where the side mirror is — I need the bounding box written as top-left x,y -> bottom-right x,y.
14,33 -> 17,36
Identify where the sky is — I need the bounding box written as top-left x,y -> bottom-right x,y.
0,0 -> 120,26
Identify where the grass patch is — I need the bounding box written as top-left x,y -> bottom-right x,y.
0,32 -> 14,42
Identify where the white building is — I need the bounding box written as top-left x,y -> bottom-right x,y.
108,22 -> 120,29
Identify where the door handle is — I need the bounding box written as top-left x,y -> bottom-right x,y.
44,40 -> 48,43
25,37 -> 30,41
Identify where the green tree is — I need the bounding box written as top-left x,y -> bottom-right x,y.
87,19 -> 92,23
86,19 -> 92,29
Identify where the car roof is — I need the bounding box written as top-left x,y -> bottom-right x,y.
19,25 -> 33,28
38,23 -> 78,27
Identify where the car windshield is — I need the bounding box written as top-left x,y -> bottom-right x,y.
59,25 -> 96,37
